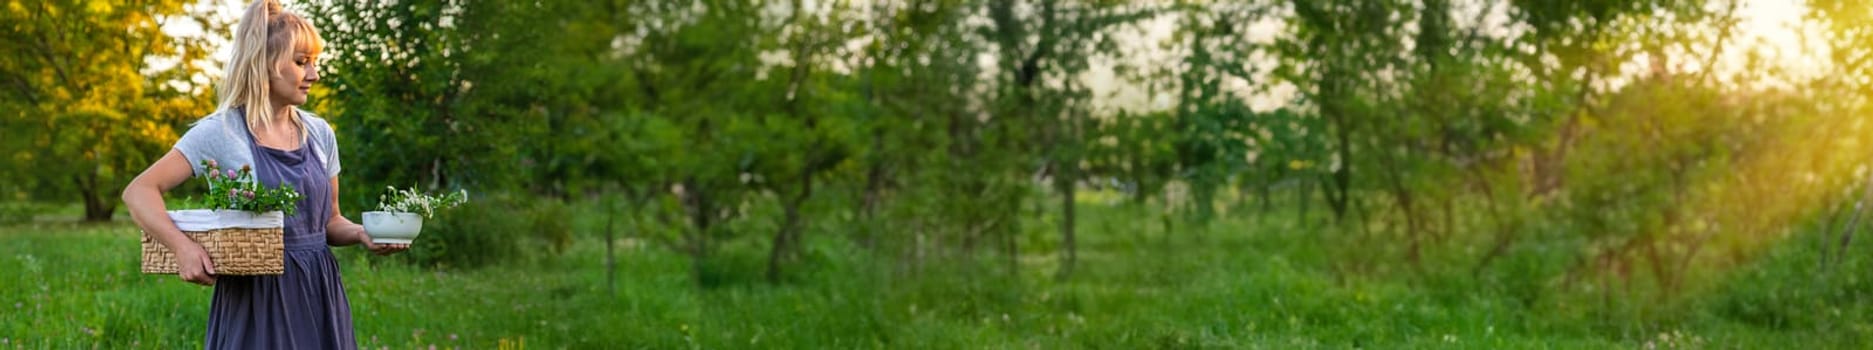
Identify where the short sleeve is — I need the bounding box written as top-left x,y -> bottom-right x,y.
325,134 -> 341,178
173,117 -> 225,177
300,110 -> 341,178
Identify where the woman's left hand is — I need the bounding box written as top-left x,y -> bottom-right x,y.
359,232 -> 409,255
366,241 -> 410,255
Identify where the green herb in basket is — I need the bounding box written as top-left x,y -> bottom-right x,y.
197,159 -> 302,216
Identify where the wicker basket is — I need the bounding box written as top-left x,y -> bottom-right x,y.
140,210 -> 285,276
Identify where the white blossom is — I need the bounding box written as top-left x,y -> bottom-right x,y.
378,186 -> 469,218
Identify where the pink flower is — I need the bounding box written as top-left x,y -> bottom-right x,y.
207,159 -> 217,168
244,190 -> 255,199
226,169 -> 236,178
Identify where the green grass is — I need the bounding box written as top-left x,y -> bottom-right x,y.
1,201 -> 1867,348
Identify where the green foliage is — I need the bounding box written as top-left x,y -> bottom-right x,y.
0,201 -> 48,224
398,194 -> 570,269
10,203 -> 1873,348
190,160 -> 303,216
300,0 -> 583,204
0,0 -> 219,221
264,1 -> 1873,310
1086,110 -> 1178,204
15,2 -> 1873,347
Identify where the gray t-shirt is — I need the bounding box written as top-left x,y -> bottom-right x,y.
173,107 -> 341,179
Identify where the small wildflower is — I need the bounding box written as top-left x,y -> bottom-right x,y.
377,186 -> 469,218
192,156 -> 298,215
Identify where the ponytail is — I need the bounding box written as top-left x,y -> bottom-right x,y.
218,0 -> 320,144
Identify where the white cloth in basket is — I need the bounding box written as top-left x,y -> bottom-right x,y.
168,209 -> 284,231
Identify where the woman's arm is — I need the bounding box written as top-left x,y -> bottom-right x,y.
326,177 -> 408,255
123,149 -> 216,286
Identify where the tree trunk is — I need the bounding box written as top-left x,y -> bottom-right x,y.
82,194 -> 114,222
1829,175 -> 1873,270
1395,187 -> 1422,266
1440,194 -> 1454,242
1259,172 -> 1274,215
605,188 -> 617,297
767,166 -> 814,284
1323,89 -> 1355,223
860,137 -> 886,250
766,205 -> 799,283
684,180 -> 713,287
1300,177 -> 1314,228
1469,168 -> 1521,277
76,175 -> 113,222
1057,169 -> 1077,280
1005,217 -> 1019,276
1325,162 -> 1352,222
1377,149 -> 1421,267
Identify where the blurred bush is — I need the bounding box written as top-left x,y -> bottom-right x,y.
0,201 -> 49,224
397,194 -> 571,269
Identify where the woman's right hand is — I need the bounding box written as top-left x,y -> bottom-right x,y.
176,245 -> 217,286
123,149 -> 216,286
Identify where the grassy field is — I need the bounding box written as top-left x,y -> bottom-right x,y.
1,200 -> 1869,349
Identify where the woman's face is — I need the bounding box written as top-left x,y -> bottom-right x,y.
269,49 -> 319,107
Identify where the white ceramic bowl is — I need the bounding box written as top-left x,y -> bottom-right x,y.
363,211 -> 424,244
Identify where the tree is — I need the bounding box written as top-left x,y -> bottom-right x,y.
841,0 -> 996,274
1809,0 -> 1873,267
984,0 -> 1156,278
1159,1 -> 1272,226
749,0 -> 866,283
1275,0 -> 1415,226
301,0 -> 551,201
0,0 -> 218,221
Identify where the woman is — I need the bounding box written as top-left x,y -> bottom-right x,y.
121,1 -> 405,348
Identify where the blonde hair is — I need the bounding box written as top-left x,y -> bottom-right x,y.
219,0 -> 322,144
